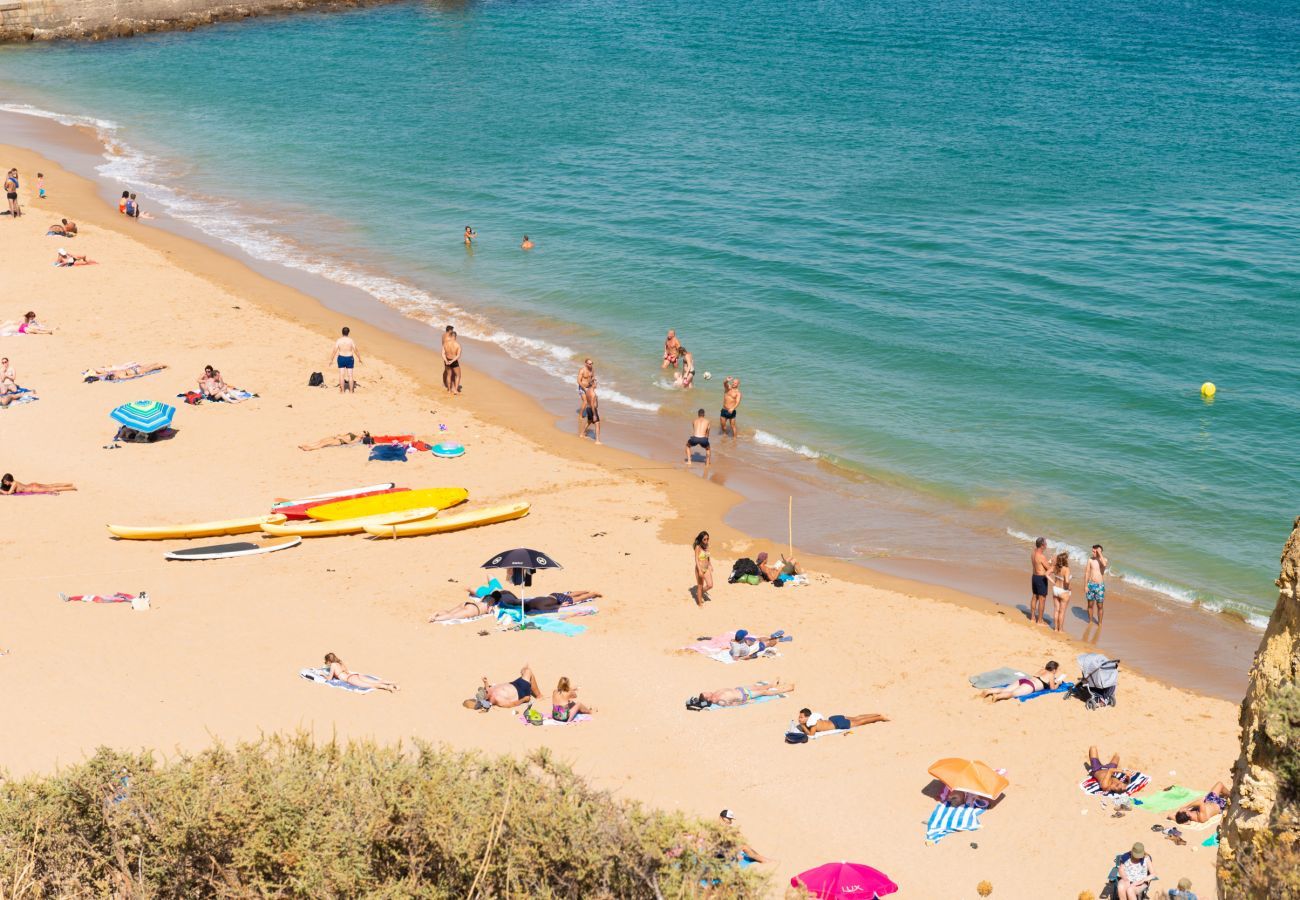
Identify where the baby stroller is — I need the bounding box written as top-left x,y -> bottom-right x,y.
1067,653 -> 1119,710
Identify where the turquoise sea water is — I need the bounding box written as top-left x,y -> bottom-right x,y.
1,0 -> 1297,621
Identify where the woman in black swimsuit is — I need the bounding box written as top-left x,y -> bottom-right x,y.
982,660 -> 1060,702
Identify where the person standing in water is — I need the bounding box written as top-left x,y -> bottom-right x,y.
464,225 -> 477,246
577,358 -> 601,444
521,235 -> 534,250
1085,544 -> 1109,625
662,329 -> 681,372
678,347 -> 696,388
684,408 -> 711,466
1030,537 -> 1052,626
4,169 -> 20,219
328,326 -> 360,393
443,328 -> 463,395
720,377 -> 742,436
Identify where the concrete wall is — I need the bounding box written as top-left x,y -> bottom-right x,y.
0,0 -> 397,41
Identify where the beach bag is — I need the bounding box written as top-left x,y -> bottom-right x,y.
525,705 -> 544,726
308,371 -> 324,387
729,558 -> 760,583
784,731 -> 808,744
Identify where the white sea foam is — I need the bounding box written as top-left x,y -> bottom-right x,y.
753,429 -> 821,459
1004,528 -> 1265,630
1,101 -> 664,413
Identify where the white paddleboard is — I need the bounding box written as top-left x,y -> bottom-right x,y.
165,537 -> 302,560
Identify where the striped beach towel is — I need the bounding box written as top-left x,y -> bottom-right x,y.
925,803 -> 984,843
1080,772 -> 1150,796
299,667 -> 376,694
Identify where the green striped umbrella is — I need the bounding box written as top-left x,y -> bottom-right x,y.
109,400 -> 176,434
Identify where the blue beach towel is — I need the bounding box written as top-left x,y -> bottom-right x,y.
925,802 -> 985,843
1,387 -> 37,407
1017,681 -> 1074,702
701,692 -> 786,710
495,606 -> 589,636
368,444 -> 409,462
299,667 -> 376,693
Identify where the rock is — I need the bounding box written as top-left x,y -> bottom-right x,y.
1219,517 -> 1300,898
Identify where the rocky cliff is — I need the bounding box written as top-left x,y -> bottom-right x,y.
1219,516 -> 1300,898
0,0 -> 399,42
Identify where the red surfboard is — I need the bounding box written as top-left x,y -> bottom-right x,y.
274,487 -> 411,520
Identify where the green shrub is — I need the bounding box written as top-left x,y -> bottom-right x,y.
0,734 -> 764,898
1263,684 -> 1300,801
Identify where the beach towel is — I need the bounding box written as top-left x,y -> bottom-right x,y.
436,612 -> 491,626
776,574 -> 809,586
84,364 -> 162,382
701,692 -> 787,711
968,667 -> 1027,690
1079,773 -> 1150,797
925,802 -> 985,843
1016,681 -> 1074,702
1,387 -> 37,407
368,444 -> 408,462
516,711 -> 592,727
298,667 -> 376,694
61,592 -> 133,604
1131,785 -> 1205,812
495,606 -> 593,637
1203,832 -> 1219,847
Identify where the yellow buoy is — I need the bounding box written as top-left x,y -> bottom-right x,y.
1201,382 -> 1216,398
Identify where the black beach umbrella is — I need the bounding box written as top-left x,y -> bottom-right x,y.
482,548 -> 563,571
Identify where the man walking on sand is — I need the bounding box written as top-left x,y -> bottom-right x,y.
1030,537 -> 1051,625
685,408 -> 711,466
720,377 -> 742,437
443,327 -> 463,396
4,169 -> 20,220
577,358 -> 601,444
328,326 -> 360,393
1086,544 -> 1109,625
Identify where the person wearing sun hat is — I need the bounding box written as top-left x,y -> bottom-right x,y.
1167,876 -> 1196,900
1116,841 -> 1156,900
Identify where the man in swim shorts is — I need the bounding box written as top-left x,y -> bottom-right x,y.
1085,544 -> 1109,625
687,681 -> 795,709
1030,537 -> 1051,626
795,708 -> 889,735
329,326 -> 360,393
1085,745 -> 1140,794
685,408 -> 711,466
443,328 -> 463,395
577,358 -> 601,444
4,169 -> 20,219
662,329 -> 681,371
720,377 -> 742,437
463,664 -> 542,713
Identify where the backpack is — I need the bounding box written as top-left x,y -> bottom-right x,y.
729,558 -> 760,582
785,731 -> 809,744
308,371 -> 324,387
525,705 -> 544,726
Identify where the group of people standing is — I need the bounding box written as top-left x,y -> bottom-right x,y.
1030,539 -> 1109,632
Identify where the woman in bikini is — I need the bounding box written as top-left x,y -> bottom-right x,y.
1050,551 -> 1071,633
552,676 -> 596,721
0,312 -> 54,336
1,473 -> 77,494
982,660 -> 1061,702
429,592 -> 500,623
693,531 -> 713,607
1170,781 -> 1230,823
86,363 -> 168,381
323,652 -> 398,692
298,431 -> 370,451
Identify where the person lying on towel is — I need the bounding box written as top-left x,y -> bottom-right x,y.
728,628 -> 786,659
1086,745 -> 1142,794
490,589 -> 601,613
795,708 -> 890,735
1169,782 -> 1230,824
464,665 -> 542,713
686,681 -> 795,710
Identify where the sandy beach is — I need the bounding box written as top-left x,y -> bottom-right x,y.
0,143 -> 1243,897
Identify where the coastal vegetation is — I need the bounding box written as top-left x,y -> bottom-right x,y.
0,733 -> 761,898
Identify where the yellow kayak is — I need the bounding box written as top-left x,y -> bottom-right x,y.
363,501 -> 530,538
260,508 -> 438,537
107,514 -> 288,541
307,487 -> 469,522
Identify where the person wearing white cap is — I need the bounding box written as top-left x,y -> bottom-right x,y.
718,810 -> 769,864
54,248 -> 93,267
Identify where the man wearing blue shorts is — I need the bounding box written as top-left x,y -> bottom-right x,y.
328,326 -> 360,393
796,707 -> 889,735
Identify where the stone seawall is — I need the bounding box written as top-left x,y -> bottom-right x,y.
0,0 -> 401,42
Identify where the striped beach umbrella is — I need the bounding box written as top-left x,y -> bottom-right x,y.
110,400 -> 176,434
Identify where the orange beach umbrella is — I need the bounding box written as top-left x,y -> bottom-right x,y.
927,758 -> 1009,799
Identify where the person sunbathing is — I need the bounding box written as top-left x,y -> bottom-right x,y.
0,386 -> 36,409
298,431 -> 371,451
756,551 -> 802,582
491,588 -> 601,613
86,363 -> 168,381
982,660 -> 1061,702
323,651 -> 398,692
687,681 -> 795,709
795,708 -> 889,734
463,664 -> 542,712
1086,746 -> 1142,794
47,218 -> 77,236
2,473 -> 76,494
729,628 -> 786,659
55,249 -> 94,266
429,592 -> 500,622
1170,782 -> 1229,824
552,676 -> 596,721
199,365 -> 248,403
0,312 -> 53,335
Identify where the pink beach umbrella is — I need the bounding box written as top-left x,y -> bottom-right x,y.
790,861 -> 898,898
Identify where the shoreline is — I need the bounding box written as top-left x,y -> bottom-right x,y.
0,138 -> 1244,896
0,106 -> 1262,702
